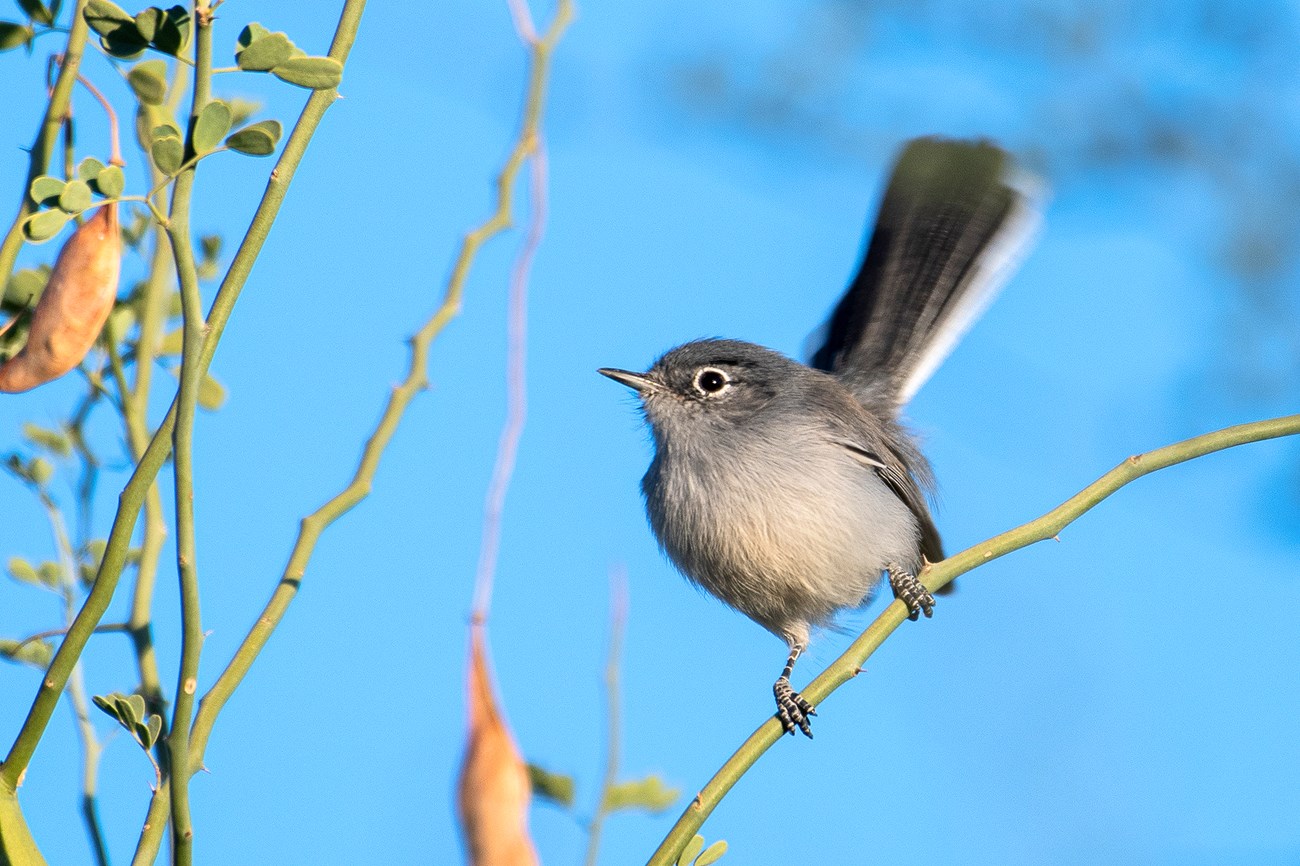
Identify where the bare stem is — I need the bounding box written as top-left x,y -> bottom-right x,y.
188,0 -> 573,769
584,568 -> 629,866
164,6 -> 214,861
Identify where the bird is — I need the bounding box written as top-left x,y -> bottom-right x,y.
599,136 -> 1036,737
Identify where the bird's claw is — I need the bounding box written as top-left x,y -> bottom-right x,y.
774,676 -> 816,738
888,568 -> 935,621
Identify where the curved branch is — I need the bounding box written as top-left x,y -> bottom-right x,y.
647,412 -> 1300,864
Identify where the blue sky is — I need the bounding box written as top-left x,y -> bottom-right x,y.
2,1 -> 1299,863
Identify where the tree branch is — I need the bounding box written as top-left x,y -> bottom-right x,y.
646,412 -> 1300,864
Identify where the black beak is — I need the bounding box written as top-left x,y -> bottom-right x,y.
597,367 -> 662,394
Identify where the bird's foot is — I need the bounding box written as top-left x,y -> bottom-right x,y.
773,676 -> 816,738
888,567 -> 935,621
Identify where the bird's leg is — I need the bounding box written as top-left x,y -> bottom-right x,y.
773,643 -> 816,738
887,563 -> 935,621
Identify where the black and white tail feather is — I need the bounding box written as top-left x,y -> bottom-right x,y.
810,136 -> 1040,410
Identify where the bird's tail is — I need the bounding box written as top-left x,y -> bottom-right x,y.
810,136 -> 1038,408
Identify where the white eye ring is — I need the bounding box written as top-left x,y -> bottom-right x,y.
693,367 -> 731,395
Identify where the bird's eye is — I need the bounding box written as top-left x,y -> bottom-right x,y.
693,367 -> 731,395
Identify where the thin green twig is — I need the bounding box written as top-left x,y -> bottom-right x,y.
585,569 -> 628,866
646,412 -> 1300,864
187,0 -> 574,768
164,5 -> 214,861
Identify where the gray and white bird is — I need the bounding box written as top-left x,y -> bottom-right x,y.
600,137 -> 1036,737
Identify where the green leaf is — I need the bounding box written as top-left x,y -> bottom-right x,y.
0,21 -> 33,51
17,0 -> 52,26
77,156 -> 105,182
28,175 -> 65,205
132,6 -> 161,41
83,0 -> 131,32
156,326 -> 182,356
35,561 -> 60,588
6,557 -> 41,587
91,694 -> 117,717
236,30 -> 292,71
57,179 -> 92,214
199,234 -> 221,259
28,458 -> 52,486
601,774 -> 679,814
677,835 -> 704,866
22,422 -> 71,457
100,30 -> 147,59
150,135 -> 183,174
271,55 -> 343,90
225,97 -> 259,129
224,120 -> 281,156
0,638 -> 53,669
127,58 -> 167,105
526,764 -> 576,809
193,99 -> 231,153
106,302 -> 135,340
121,693 -> 146,725
86,0 -> 145,57
139,714 -> 162,749
151,120 -> 182,141
5,267 -> 49,306
695,841 -> 728,865
198,372 -> 226,410
235,21 -> 270,51
24,208 -> 69,242
151,4 -> 188,56
96,164 -> 125,198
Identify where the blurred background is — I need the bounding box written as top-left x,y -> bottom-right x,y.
2,0 -> 1299,862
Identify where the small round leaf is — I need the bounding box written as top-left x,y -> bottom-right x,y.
677,836 -> 705,866
24,208 -> 70,242
6,558 -> 40,587
235,21 -> 271,51
100,30 -> 147,59
96,165 -> 125,198
224,120 -> 282,156
151,135 -> 183,174
271,56 -> 343,90
132,6 -> 162,42
151,5 -> 189,56
29,175 -> 66,205
696,841 -> 729,865
77,157 -> 105,182
193,99 -> 232,154
0,22 -> 34,52
57,179 -> 92,214
198,373 -> 227,411
127,59 -> 168,105
17,0 -> 53,26
83,0 -> 132,35
235,30 -> 292,71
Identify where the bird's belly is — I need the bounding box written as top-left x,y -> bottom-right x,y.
644,450 -> 920,639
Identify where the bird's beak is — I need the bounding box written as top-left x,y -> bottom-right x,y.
597,367 -> 662,394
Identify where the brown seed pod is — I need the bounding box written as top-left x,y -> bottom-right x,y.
456,624 -> 538,866
0,202 -> 121,393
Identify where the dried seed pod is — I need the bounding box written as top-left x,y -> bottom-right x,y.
456,625 -> 538,866
0,203 -> 121,393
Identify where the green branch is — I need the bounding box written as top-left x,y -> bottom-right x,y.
646,412 -> 1300,864
187,0 -> 574,768
164,4 -> 214,861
